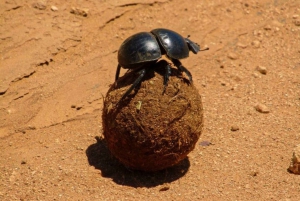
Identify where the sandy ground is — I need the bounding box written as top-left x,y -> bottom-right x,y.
1,0 -> 300,200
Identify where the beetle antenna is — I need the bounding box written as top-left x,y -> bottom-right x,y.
186,35 -> 209,51
199,47 -> 209,51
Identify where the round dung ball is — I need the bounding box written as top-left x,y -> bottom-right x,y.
102,62 -> 203,171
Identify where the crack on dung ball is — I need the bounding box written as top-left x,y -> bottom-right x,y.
166,94 -> 191,126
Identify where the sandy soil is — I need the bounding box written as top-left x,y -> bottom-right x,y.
1,0 -> 300,200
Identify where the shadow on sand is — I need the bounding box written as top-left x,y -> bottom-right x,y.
86,136 -> 190,188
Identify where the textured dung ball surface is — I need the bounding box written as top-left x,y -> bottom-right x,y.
102,64 -> 203,171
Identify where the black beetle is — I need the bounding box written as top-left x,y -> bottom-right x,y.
115,28 -> 208,101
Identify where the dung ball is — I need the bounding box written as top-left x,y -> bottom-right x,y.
102,61 -> 204,171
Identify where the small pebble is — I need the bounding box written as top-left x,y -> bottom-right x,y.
255,103 -> 270,113
251,40 -> 260,48
17,128 -> 26,134
294,20 -> 300,26
250,171 -> 259,177
70,7 -> 89,17
28,125 -> 36,130
199,141 -> 212,147
256,66 -> 267,75
237,42 -> 248,49
252,72 -> 261,78
292,14 -> 299,19
227,52 -> 239,60
264,25 -> 272,30
288,144 -> 300,175
32,0 -> 47,10
220,80 -> 228,86
234,75 -> 242,82
231,126 -> 239,131
253,30 -> 262,36
51,5 -> 58,11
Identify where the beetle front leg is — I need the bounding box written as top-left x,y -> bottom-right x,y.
163,63 -> 172,93
119,68 -> 146,101
171,59 -> 193,83
115,64 -> 121,82
157,60 -> 172,94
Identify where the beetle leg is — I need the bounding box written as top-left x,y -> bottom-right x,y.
171,59 -> 193,83
115,64 -> 121,82
120,68 -> 146,101
163,62 -> 172,94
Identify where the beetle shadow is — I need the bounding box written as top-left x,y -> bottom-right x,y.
86,136 -> 190,188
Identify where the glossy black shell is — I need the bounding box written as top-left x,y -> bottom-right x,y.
117,28 -> 191,69
151,28 -> 189,60
118,32 -> 161,69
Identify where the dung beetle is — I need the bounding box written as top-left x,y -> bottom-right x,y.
115,28 -> 208,101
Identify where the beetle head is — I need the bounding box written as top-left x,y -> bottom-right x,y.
185,36 -> 209,54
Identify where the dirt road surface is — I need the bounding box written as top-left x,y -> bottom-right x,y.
1,0 -> 300,200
